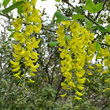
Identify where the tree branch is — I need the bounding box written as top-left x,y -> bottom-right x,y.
95,0 -> 108,20
7,79 -> 14,93
55,76 -> 65,101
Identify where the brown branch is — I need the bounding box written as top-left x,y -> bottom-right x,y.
41,27 -> 56,33
55,76 -> 65,101
62,0 -> 99,26
95,0 -> 108,20
45,54 -> 53,84
7,79 -> 14,93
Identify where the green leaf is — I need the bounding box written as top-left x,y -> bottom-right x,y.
17,5 -> 23,14
12,0 -> 16,4
2,1 -> 25,14
64,35 -> 71,40
96,25 -> 107,33
49,41 -> 59,47
106,25 -> 110,32
94,2 -> 103,13
85,0 -> 103,13
72,13 -> 84,19
55,0 -> 60,2
2,0 -> 10,8
86,21 -> 93,28
9,32 -> 15,38
8,28 -> 16,32
95,41 -> 101,51
85,0 -> 95,13
53,11 -> 71,22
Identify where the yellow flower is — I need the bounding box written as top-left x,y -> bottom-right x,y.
60,93 -> 67,97
77,85 -> 84,90
87,72 -> 93,75
12,66 -> 20,72
14,32 -> 25,43
74,96 -> 82,100
13,71 -> 21,79
88,65 -> 94,69
31,38 -> 40,48
29,72 -> 36,77
34,24 -> 42,33
62,21 -> 70,28
102,88 -> 110,92
28,79 -> 35,83
25,25 -> 34,35
10,60 -> 19,66
96,64 -> 102,68
103,69 -> 109,74
76,90 -> 83,96
68,81 -> 76,88
63,72 -> 72,80
12,18 -> 22,31
105,35 -> 110,45
77,78 -> 86,84
105,79 -> 110,82
31,0 -> 37,7
22,2 -> 33,14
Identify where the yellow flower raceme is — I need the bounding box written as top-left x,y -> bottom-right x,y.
11,1 -> 41,81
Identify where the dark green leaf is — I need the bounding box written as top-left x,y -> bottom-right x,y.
106,25 -> 110,32
55,0 -> 60,2
86,21 -> 93,28
2,0 -> 10,8
94,2 -> 103,13
12,0 -> 16,4
85,0 -> 95,13
9,32 -> 15,38
95,41 -> 101,51
8,28 -> 16,32
2,1 -> 25,14
96,25 -> 107,32
49,41 -> 59,47
72,13 -> 84,19
17,5 -> 23,14
53,11 -> 71,21
64,35 -> 71,40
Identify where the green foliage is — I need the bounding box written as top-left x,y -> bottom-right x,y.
106,25 -> 110,32
2,1 -> 25,14
95,41 -> 101,51
2,0 -> 10,8
53,11 -> 71,22
55,0 -> 60,2
49,41 -> 59,47
72,13 -> 84,20
85,0 -> 103,13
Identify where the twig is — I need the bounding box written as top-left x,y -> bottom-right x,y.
63,0 -> 99,26
95,0 -> 108,20
7,79 -> 14,93
55,76 -> 65,101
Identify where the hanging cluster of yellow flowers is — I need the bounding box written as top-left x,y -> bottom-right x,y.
10,0 -> 41,82
56,20 -> 94,100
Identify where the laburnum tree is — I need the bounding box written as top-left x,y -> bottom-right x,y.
0,0 -> 110,109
